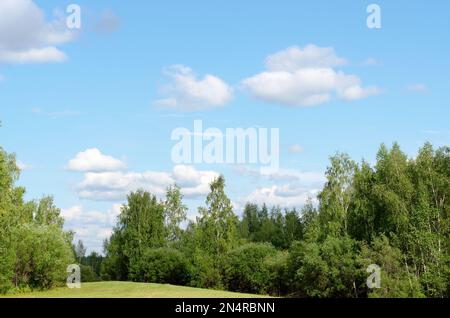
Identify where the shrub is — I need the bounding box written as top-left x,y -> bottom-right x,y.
80,264 -> 100,282
139,247 -> 189,285
0,241 -> 15,293
222,243 -> 276,294
360,235 -> 424,298
264,250 -> 289,296
187,251 -> 222,289
287,236 -> 364,297
10,224 -> 74,290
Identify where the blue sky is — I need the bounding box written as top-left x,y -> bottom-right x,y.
1,0 -> 449,252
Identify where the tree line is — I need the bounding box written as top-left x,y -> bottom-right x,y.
1,142 -> 449,297
100,142 -> 449,297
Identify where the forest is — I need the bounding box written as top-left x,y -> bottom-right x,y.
0,142 -> 449,297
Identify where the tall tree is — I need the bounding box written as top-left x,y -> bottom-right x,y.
35,196 -> 64,229
103,190 -> 165,281
318,152 -> 357,238
197,176 -> 238,256
164,185 -> 187,242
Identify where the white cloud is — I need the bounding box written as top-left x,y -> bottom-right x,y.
236,166 -> 325,184
407,83 -> 428,94
61,204 -> 121,224
265,169 -> 325,184
265,45 -> 346,71
235,166 -> 325,208
242,44 -> 380,107
76,165 -> 219,201
77,171 -> 172,201
289,144 -> 304,154
0,46 -> 66,63
241,185 -> 319,208
155,65 -> 233,111
67,148 -> 126,172
61,205 -> 83,221
172,165 -> 219,197
0,0 -> 75,64
62,203 -> 122,252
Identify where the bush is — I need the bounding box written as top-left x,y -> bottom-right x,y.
138,247 -> 189,285
287,236 -> 364,297
100,233 -> 128,281
360,235 -> 424,298
264,250 -> 289,296
10,224 -> 74,290
0,241 -> 15,293
222,243 -> 276,294
187,251 -> 222,289
80,264 -> 100,282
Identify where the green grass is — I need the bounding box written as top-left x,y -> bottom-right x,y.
2,281 -> 270,298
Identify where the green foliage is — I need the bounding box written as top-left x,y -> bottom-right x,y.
239,204 -> 303,249
80,264 -> 100,282
197,176 -> 238,256
0,147 -> 74,294
287,236 -> 364,298
264,250 -> 289,296
98,144 -> 449,298
3,141 -> 444,298
360,235 -> 424,298
106,190 -> 166,281
164,185 -> 188,242
101,232 -> 128,281
318,152 -> 357,238
137,247 -> 189,285
187,249 -> 223,289
9,223 -> 74,290
82,251 -> 103,278
222,243 -> 277,294
34,196 -> 64,228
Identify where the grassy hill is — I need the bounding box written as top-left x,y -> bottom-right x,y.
2,281 -> 270,298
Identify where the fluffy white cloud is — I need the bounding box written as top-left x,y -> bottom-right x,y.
62,204 -> 122,252
0,0 -> 75,64
76,165 -> 219,201
265,45 -> 346,71
242,185 -> 319,208
67,148 -> 126,172
265,169 -> 325,184
61,204 -> 121,224
242,44 -> 379,107
155,65 -> 233,111
235,166 -> 325,208
236,166 -> 325,184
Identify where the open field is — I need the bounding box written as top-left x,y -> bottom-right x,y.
2,281 -> 270,298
